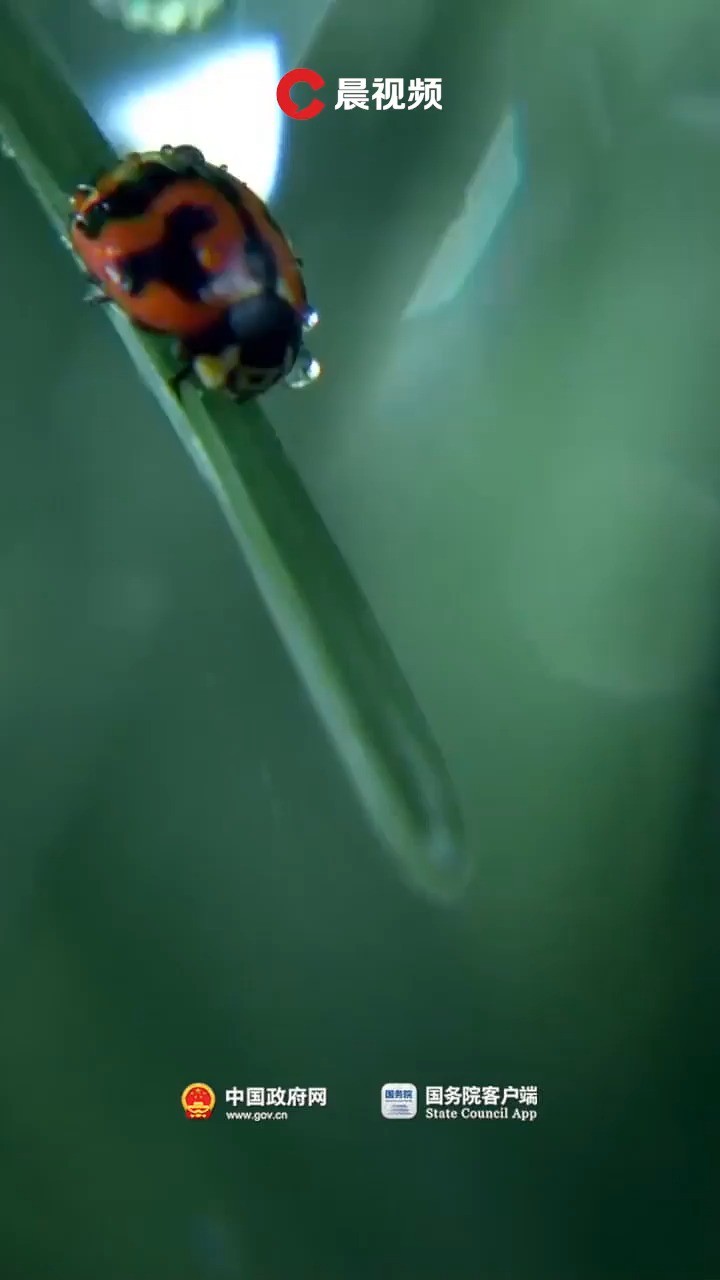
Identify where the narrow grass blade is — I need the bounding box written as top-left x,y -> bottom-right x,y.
0,6 -> 469,901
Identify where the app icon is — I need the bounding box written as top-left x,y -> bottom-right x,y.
381,1083 -> 417,1118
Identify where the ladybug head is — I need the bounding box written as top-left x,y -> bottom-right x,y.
227,291 -> 303,354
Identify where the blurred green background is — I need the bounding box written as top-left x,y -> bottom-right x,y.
1,0 -> 719,1276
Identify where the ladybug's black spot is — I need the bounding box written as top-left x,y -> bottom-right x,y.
119,195 -> 279,306
213,171 -> 286,240
75,203 -> 107,238
78,163 -> 178,239
119,204 -> 218,299
209,172 -> 279,293
79,162 -> 288,313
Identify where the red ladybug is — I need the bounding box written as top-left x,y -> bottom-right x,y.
69,145 -> 320,401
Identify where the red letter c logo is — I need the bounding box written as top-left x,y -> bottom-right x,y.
276,68 -> 325,121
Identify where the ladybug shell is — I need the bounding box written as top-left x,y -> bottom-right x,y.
70,153 -> 308,341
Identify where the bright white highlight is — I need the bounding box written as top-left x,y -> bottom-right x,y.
104,42 -> 283,201
404,109 -> 521,318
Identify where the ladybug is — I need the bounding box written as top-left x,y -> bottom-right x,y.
69,144 -> 320,401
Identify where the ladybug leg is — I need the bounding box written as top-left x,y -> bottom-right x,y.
168,365 -> 193,399
168,344 -> 195,398
80,273 -> 111,305
169,362 -> 194,395
83,284 -> 111,305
